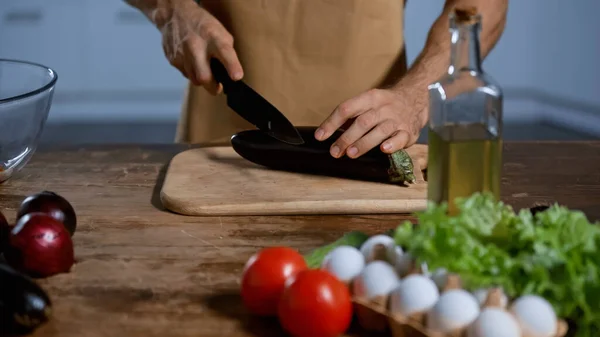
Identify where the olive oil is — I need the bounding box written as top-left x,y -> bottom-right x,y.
426,6 -> 503,213
427,123 -> 502,214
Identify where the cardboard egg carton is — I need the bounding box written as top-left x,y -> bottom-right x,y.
350,245 -> 569,337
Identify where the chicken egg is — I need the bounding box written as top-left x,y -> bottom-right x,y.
352,260 -> 400,300
467,307 -> 521,337
395,252 -> 415,276
427,289 -> 480,333
509,295 -> 557,337
359,234 -> 402,264
472,288 -> 508,308
389,274 -> 439,316
320,245 -> 365,283
430,268 -> 449,290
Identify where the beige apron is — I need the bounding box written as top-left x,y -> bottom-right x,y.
176,0 -> 407,144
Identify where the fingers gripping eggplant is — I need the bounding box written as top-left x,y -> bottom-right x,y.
0,263 -> 52,335
230,126 -> 418,185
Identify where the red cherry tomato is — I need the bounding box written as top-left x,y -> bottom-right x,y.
278,269 -> 353,337
240,246 -> 307,316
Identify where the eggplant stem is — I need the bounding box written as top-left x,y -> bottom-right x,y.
387,150 -> 416,185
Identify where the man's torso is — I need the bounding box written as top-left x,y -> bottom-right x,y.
177,0 -> 407,144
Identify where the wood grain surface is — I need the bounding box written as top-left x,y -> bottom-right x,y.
160,145 -> 429,216
0,141 -> 598,337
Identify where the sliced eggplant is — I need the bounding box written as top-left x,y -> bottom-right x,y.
230,126 -> 418,185
0,263 -> 52,336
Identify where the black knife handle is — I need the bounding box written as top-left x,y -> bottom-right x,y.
209,58 -> 235,91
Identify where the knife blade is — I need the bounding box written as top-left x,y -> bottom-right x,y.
210,58 -> 305,145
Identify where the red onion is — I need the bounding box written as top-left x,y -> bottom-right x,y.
4,212 -> 74,278
17,191 -> 77,236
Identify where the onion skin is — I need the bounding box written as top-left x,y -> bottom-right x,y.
17,191 -> 77,236
0,262 -> 52,335
4,213 -> 75,278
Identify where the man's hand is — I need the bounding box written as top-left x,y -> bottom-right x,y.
153,0 -> 243,94
315,87 -> 427,159
315,0 -> 507,159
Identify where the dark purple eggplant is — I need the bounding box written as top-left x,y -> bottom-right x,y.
230,126 -> 417,185
0,263 -> 52,335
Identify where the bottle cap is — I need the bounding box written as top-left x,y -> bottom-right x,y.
452,6 -> 479,24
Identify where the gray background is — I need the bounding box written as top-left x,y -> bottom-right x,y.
1,0 -> 599,144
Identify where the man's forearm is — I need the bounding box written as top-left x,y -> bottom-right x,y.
394,0 -> 508,122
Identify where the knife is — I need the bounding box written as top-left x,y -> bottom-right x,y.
210,58 -> 305,145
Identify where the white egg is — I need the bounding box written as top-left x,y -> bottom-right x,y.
395,252 -> 414,276
352,260 -> 400,300
472,288 -> 508,308
467,307 -> 521,337
430,268 -> 449,290
359,235 -> 402,264
427,289 -> 480,333
510,295 -> 557,337
418,261 -> 432,277
321,245 -> 365,283
389,274 -> 439,316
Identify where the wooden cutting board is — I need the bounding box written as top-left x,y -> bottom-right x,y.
160,146 -> 428,216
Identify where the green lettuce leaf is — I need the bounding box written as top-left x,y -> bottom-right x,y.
393,193 -> 600,337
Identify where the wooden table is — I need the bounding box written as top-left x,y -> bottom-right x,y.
1,141 -> 599,337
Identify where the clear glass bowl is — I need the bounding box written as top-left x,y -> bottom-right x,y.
0,59 -> 57,183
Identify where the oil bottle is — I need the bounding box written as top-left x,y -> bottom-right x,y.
427,6 -> 503,215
